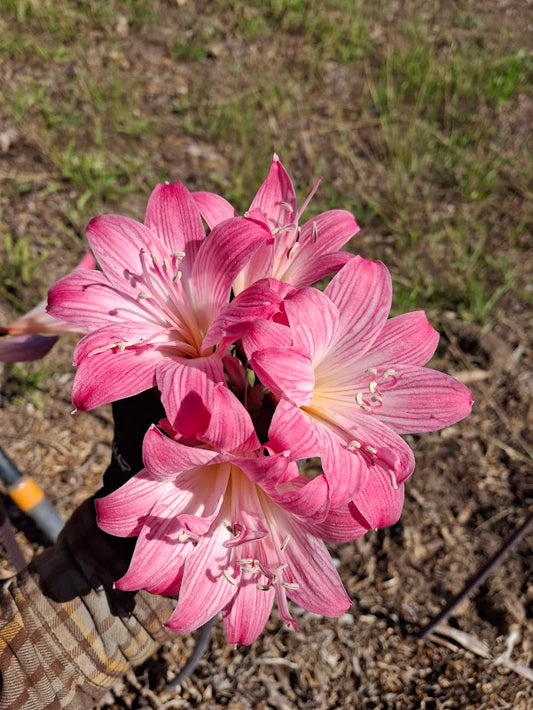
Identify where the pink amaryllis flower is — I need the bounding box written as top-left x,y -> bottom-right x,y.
0,251 -> 95,362
246,256 -> 473,513
193,154 -> 359,294
47,183 -> 271,410
96,421 -> 353,645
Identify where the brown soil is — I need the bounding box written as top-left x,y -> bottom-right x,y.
0,2 -> 532,708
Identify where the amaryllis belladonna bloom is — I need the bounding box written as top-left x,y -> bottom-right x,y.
193,154 -> 359,294
246,256 -> 473,513
96,409 -> 354,644
0,251 -> 95,362
47,184 -> 271,410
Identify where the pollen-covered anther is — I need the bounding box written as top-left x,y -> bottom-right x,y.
282,581 -> 300,591
348,439 -> 361,451
171,251 -> 186,259
287,242 -> 300,259
138,292 -> 152,299
177,530 -> 199,545
388,469 -> 399,490
222,569 -> 239,586
369,380 -> 378,394
383,368 -> 396,378
355,392 -> 372,412
280,535 -> 291,551
364,445 -> 377,455
172,270 -> 182,283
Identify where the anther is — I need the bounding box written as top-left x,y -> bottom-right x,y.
280,535 -> 291,551
383,368 -> 396,378
348,439 -> 361,451
162,258 -> 169,270
223,569 -> 238,586
173,271 -> 182,283
171,251 -> 186,259
282,581 -> 300,591
138,292 -> 152,299
369,381 -> 378,394
356,392 -> 372,411
366,367 -> 378,375
279,201 -> 294,213
287,243 -> 299,259
150,253 -> 158,265
364,445 -> 377,455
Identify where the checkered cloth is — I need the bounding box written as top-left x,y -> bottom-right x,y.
0,498 -> 175,710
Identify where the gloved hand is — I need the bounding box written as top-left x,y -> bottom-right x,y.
0,389 -> 173,710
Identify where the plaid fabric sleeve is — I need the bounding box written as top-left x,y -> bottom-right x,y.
0,498 -> 175,710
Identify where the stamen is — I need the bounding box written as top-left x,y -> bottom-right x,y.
223,569 -> 239,586
150,253 -> 158,265
364,445 -> 377,455
162,258 -> 169,270
369,380 -> 378,394
348,439 -> 361,450
282,581 -> 300,591
173,270 -> 182,283
383,368 -> 396,378
287,242 -> 299,259
388,469 -> 399,490
279,201 -> 294,213
171,251 -> 186,259
366,367 -> 378,375
356,392 -> 372,412
138,292 -> 152,299
280,535 -> 291,551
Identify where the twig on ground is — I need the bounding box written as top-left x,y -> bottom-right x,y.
420,510 -> 533,639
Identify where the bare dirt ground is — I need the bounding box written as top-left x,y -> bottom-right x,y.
0,1 -> 532,708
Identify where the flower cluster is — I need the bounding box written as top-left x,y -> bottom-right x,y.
31,156 -> 473,643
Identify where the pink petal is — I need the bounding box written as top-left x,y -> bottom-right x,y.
350,475 -> 406,530
204,278 -> 294,349
191,216 -> 271,327
280,250 -> 354,290
193,191 -> 237,229
356,311 -> 440,370
282,287 -> 339,363
115,521 -> 190,594
48,270 -> 150,329
269,399 -> 369,508
223,578 -> 275,645
0,333 -> 58,363
165,520 -> 237,633
282,519 -> 351,616
95,471 -> 166,537
321,256 -> 392,373
86,214 -> 163,297
233,241 -> 275,295
142,425 -> 219,480
144,182 -> 206,272
278,210 -> 359,287
72,327 -> 160,409
306,503 -> 371,543
268,399 -> 320,460
243,318 -> 293,359
157,360 -> 258,451
250,155 -> 297,231
251,347 -> 315,406
374,365 -> 473,434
